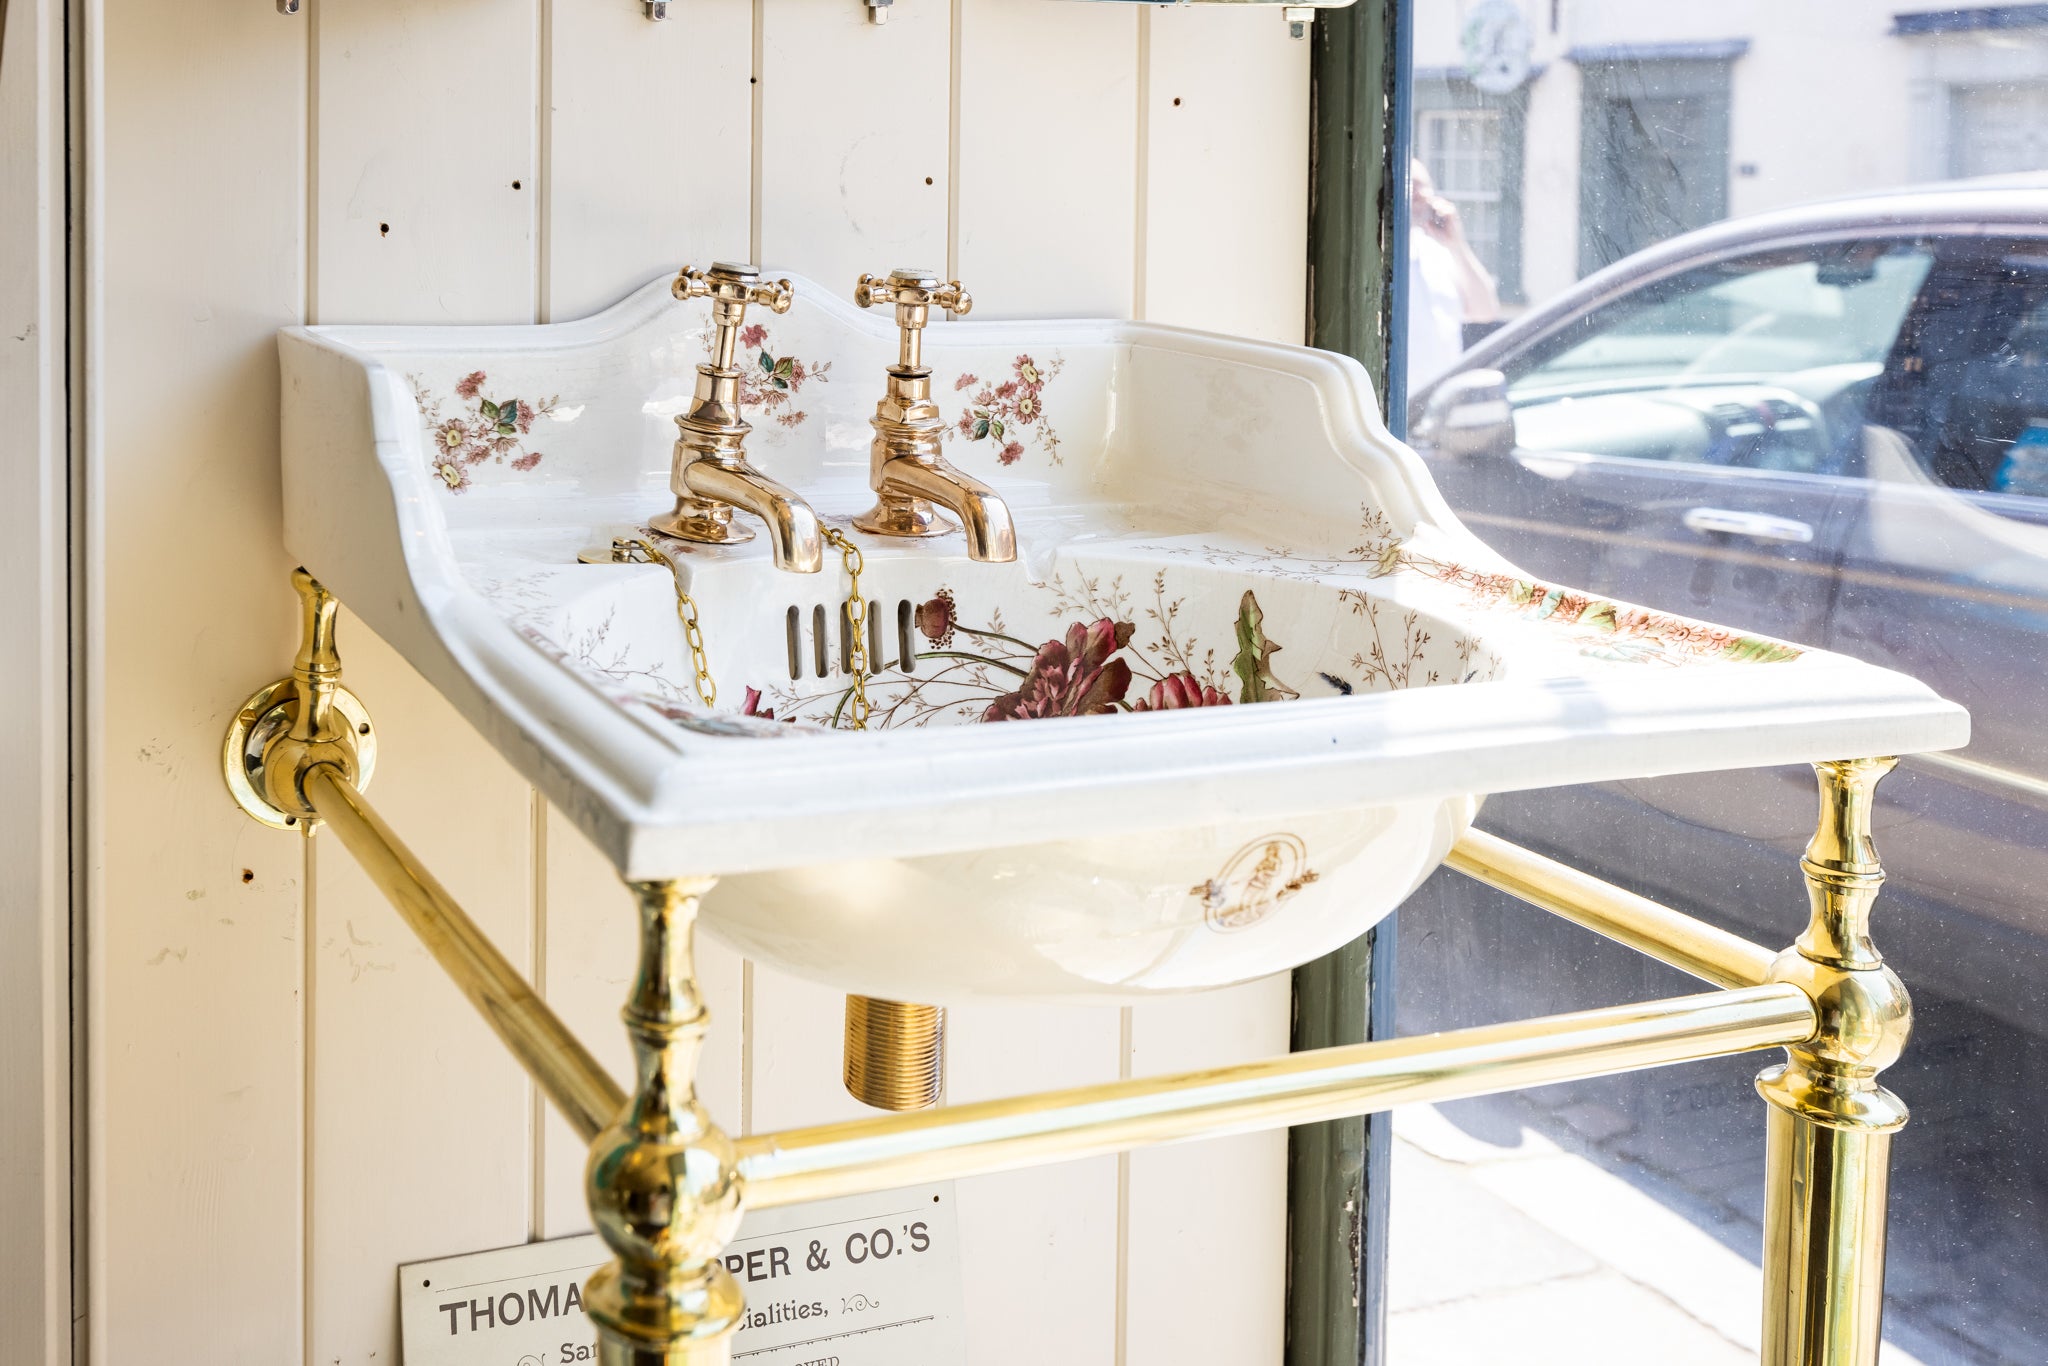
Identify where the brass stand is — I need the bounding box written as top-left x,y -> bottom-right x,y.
224,569 -> 1913,1363
1757,757 -> 1911,1366
585,880 -> 745,1366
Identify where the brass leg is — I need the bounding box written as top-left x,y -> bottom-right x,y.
586,879 -> 746,1366
1757,758 -> 1913,1366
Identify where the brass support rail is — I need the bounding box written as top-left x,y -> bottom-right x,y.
733,984 -> 1814,1210
1447,826 -> 1777,988
302,763 -> 628,1142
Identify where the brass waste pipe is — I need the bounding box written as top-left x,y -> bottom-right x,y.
228,570 -> 1916,1366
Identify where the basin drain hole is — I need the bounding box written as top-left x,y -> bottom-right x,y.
839,603 -> 854,675
785,605 -> 801,681
869,600 -> 885,673
897,599 -> 915,674
812,604 -> 829,678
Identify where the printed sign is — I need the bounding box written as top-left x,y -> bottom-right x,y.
399,1184 -> 965,1366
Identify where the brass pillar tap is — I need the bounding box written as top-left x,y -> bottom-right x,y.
653,263 -> 824,574
851,269 -> 1017,563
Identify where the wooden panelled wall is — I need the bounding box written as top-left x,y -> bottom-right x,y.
88,1 -> 1309,1361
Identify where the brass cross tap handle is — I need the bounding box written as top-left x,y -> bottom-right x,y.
850,269 -> 1015,562
653,263 -> 822,573
855,268 -> 972,374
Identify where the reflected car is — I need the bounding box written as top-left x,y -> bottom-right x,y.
1402,177 -> 2048,1366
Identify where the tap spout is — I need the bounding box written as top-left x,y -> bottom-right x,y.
874,458 -> 1017,563
678,460 -> 824,573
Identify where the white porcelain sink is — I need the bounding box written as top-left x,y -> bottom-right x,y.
279,273 -> 1967,1002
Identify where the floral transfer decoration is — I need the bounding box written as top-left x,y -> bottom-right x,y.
952,353 -> 1065,466
749,566 -> 1482,731
723,323 -> 831,428
1154,506 -> 1802,667
415,370 -> 558,493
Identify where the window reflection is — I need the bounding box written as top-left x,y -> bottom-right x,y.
1395,6 -> 2048,1365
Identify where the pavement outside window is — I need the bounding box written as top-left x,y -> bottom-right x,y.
1388,1104 -> 1928,1365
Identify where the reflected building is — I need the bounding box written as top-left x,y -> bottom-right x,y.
1411,2 -> 2048,312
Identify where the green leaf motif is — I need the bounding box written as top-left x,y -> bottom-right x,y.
1722,635 -> 1802,664
1231,590 -> 1299,704
479,398 -> 500,422
989,417 -> 1005,440
760,351 -> 776,374
971,416 -> 991,440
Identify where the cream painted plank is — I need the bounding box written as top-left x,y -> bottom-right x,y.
747,966 -> 871,1134
537,805 -> 746,1238
307,4 -> 542,1358
758,0 -> 950,297
314,0 -> 539,325
306,618 -> 538,1362
1139,8 -> 1310,343
91,1 -> 309,1360
1123,17 -> 1306,1361
749,981 -> 1127,1365
954,0 -> 1137,317
1123,976 -> 1292,1366
543,0 -> 754,322
538,0 -> 755,1240
0,1 -> 70,1360
948,1006 -> 1123,1366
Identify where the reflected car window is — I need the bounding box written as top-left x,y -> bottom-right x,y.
1868,243 -> 2048,503
1495,244 -> 1934,476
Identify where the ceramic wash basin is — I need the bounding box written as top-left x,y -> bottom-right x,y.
278,273 -> 1967,1002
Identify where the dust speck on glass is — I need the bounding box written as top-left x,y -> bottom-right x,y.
1395,5 -> 2048,1365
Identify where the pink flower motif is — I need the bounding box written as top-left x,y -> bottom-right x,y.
982,619 -> 1134,722
436,419 -> 471,454
955,373 -> 980,392
739,323 -> 768,350
1014,356 -> 1043,387
1013,390 -> 1042,425
513,399 -> 536,434
435,459 -> 471,492
741,686 -> 781,721
998,440 -> 1024,465
915,590 -> 956,647
995,380 -> 1018,401
1132,672 -> 1233,712
454,371 -> 486,400
510,451 -> 542,471
956,412 -> 978,437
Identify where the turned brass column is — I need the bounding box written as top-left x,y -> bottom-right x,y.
586,879 -> 746,1366
1757,757 -> 1912,1366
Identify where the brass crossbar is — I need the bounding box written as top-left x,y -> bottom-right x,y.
303,764 -> 629,1140
1446,827 -> 1780,988
733,983 -> 1813,1208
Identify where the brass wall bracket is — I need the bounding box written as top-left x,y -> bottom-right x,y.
221,569 -> 376,829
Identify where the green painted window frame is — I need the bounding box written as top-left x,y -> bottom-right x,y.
1288,5 -> 1409,1365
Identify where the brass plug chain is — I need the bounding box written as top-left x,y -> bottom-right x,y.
821,527 -> 869,730
614,536 -> 716,708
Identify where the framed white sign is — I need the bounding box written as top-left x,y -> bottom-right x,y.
399,1184 -> 966,1366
